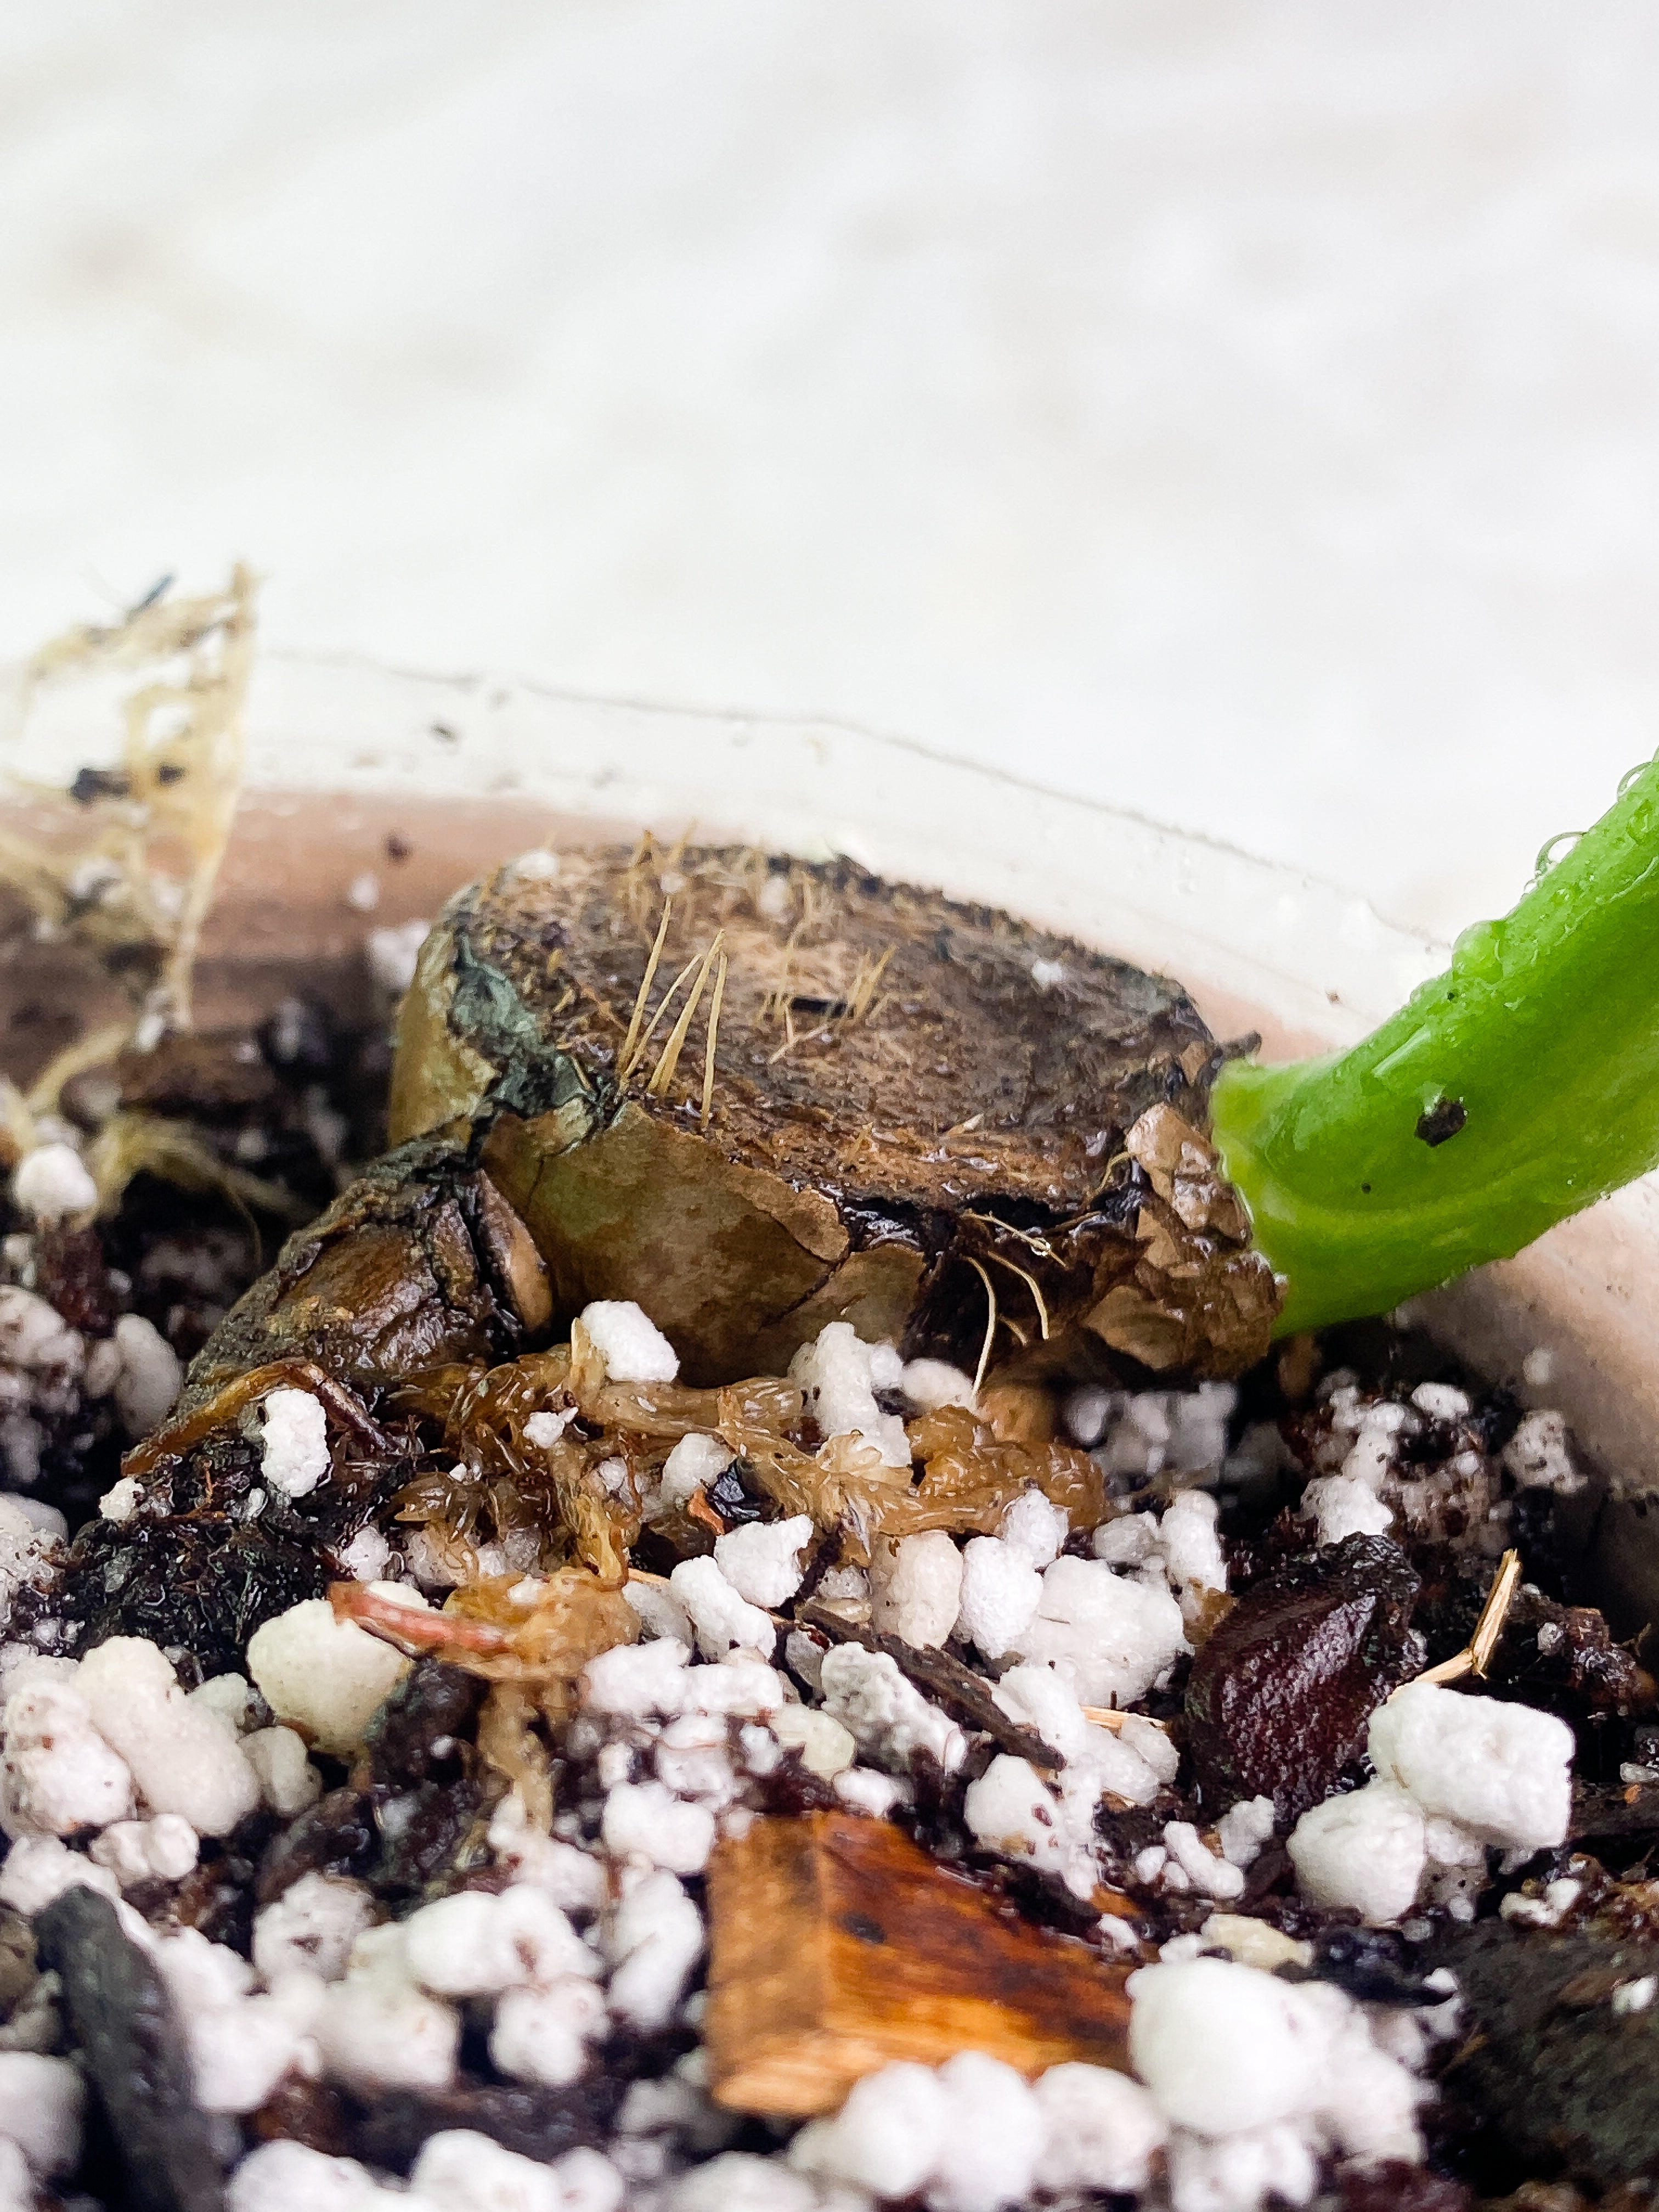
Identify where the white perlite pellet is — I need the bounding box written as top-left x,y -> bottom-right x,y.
1502,1875 -> 1584,1929
253,1874 -> 376,1985
986,1664 -> 1165,1804
1301,1472 -> 1393,1546
3,1494 -> 63,1543
819,1644 -> 964,1774
769,1703 -> 856,1780
315,1925 -> 460,2093
669,2153 -> 814,2212
955,1537 -> 1041,1659
0,1288 -> 82,1380
1014,1555 -> 1187,1708
76,1638 -> 259,1837
88,1813 -> 199,1888
582,1637 -> 690,1719
1130,1957 -> 1325,2135
403,1884 -> 597,1999
258,1387 -> 330,1499
0,1833 -> 120,1916
834,1767 -> 907,1818
1158,1490 -> 1228,1621
817,1563 -> 868,1602
242,1726 -> 322,1817
151,1927 -> 320,2115
1289,1779 -> 1427,1925
1063,1385 -> 1114,1448
523,1408 -> 575,1453
1092,1514 -> 1161,1570
788,1322 -> 910,1467
604,1870 -> 704,2030
925,2051 -> 1047,2212
247,1588 -> 425,1754
997,1488 -> 1068,1569
1369,1679 -> 1573,1849
676,1654 -> 781,1713
713,1516 -> 812,1609
111,1313 -> 183,1439
623,1577 -> 693,1646
1502,1408 -> 1584,1494
669,1558 -> 776,1659
1129,1956 -> 1429,2175
963,1757 -> 1066,1875
11,1144 -> 96,1224
1162,1821 -> 1246,1902
601,1780 -> 716,1874
488,1795 -> 608,1914
1164,2124 -> 1317,2212
98,1475 -> 140,1524
789,2061 -> 950,2198
1197,1914 -> 1312,1974
579,1300 -> 679,1384
1339,1399 -> 1412,1489
1217,1797 -> 1276,1869
1033,2063 -> 1167,2195
900,1358 -> 978,1414
654,1713 -> 737,1804
189,1672 -> 255,1737
656,1432 -> 732,1513
490,1978 -> 610,2087
0,1673 -> 133,1838
228,2137 -> 425,2210
870,1530 -> 963,1649
0,2051 -> 84,2180
411,2128 -> 622,2212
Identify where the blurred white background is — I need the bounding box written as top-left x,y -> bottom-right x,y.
3,0 -> 1658,938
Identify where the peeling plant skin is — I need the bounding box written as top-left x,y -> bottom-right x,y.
390,845 -> 1279,1387
182,1138 -> 540,1407
47,1139 -> 545,1667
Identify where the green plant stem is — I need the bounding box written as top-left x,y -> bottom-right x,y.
1209,760 -> 1659,1337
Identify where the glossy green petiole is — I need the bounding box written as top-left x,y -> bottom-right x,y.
1209,758 -> 1659,1338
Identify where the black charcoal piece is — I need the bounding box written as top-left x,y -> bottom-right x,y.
36,1886 -> 225,2212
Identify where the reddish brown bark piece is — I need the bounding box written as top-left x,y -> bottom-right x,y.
1185,1533 -> 1420,1822
704,1812 -> 1133,2116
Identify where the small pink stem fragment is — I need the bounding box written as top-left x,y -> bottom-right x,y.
329,1581 -> 512,1659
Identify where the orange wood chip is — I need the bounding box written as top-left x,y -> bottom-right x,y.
704,1811 -> 1134,2117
